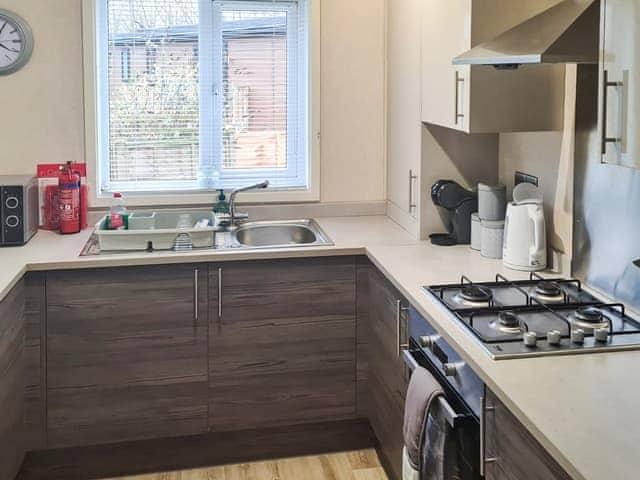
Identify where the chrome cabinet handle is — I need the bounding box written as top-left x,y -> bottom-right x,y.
396,300 -> 409,357
194,268 -> 199,321
408,170 -> 417,213
218,267 -> 223,319
454,71 -> 465,126
601,69 -> 624,155
480,391 -> 497,476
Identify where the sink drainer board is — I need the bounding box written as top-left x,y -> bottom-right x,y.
95,210 -> 216,251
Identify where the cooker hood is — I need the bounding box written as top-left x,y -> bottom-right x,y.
453,0 -> 599,69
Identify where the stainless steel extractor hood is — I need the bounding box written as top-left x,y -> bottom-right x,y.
453,0 -> 599,68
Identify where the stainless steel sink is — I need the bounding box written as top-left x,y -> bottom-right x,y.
230,219 -> 333,249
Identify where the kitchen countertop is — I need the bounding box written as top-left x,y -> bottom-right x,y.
0,215 -> 636,480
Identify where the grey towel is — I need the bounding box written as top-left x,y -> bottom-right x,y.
403,365 -> 444,470
421,400 -> 463,480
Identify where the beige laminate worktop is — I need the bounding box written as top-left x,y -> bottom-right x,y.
0,215 -> 636,480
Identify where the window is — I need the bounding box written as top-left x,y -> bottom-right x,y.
120,48 -> 131,82
144,45 -> 157,75
95,0 -> 310,194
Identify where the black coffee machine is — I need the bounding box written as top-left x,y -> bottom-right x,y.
429,180 -> 477,246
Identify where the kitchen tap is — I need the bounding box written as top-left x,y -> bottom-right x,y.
228,180 -> 270,226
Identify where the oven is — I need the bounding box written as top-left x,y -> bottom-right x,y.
403,306 -> 484,479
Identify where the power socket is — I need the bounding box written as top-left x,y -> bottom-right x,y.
515,171 -> 539,187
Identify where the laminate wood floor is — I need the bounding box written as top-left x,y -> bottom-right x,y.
102,449 -> 388,480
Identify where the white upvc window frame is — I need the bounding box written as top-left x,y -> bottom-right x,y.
82,0 -> 320,207
202,0 -> 307,190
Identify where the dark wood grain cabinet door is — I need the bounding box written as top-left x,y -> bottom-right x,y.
359,261 -> 409,480
24,272 -> 46,451
485,388 -> 571,480
0,280 -> 26,480
208,257 -> 357,432
46,265 -> 209,448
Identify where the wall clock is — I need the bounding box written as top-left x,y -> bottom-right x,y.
0,9 -> 34,75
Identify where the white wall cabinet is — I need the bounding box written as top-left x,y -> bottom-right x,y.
421,0 -> 566,133
386,0 -> 423,235
599,0 -> 640,169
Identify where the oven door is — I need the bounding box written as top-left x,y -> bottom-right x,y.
404,308 -> 481,479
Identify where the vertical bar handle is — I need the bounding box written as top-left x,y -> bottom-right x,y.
218,267 -> 223,319
480,392 -> 497,476
408,170 -> 417,213
601,69 -> 623,155
194,268 -> 199,321
454,70 -> 465,126
396,300 -> 409,357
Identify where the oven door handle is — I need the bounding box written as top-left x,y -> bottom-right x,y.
402,350 -> 466,428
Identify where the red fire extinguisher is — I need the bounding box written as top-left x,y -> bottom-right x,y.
58,161 -> 81,234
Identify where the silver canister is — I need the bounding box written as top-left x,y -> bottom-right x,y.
478,183 -> 507,221
471,213 -> 481,251
481,220 -> 505,259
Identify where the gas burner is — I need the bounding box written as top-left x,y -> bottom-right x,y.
536,281 -> 562,298
454,285 -> 493,306
426,276 -> 640,359
571,306 -> 611,332
576,306 -> 604,322
532,281 -> 565,303
489,311 -> 524,334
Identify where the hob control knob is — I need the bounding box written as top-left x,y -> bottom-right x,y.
523,332 -> 537,348
594,328 -> 609,343
419,335 -> 440,349
442,363 -> 459,377
547,330 -> 562,346
571,328 -> 585,344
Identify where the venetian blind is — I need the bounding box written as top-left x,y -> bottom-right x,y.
99,0 -> 309,193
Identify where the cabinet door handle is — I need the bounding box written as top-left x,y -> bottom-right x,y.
480,391 -> 497,476
396,300 -> 409,357
408,170 -> 417,213
194,268 -> 199,321
454,71 -> 465,126
601,69 -> 624,155
218,267 -> 223,319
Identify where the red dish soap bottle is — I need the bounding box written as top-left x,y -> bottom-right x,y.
108,192 -> 128,230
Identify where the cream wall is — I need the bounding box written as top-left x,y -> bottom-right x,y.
420,125 -> 500,239
320,0 -> 386,202
498,66 -> 577,273
0,0 -> 386,205
0,0 -> 85,171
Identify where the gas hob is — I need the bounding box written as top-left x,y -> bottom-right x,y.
424,273 -> 640,359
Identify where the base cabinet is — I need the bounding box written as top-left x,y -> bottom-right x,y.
45,265 -> 209,448
485,389 -> 571,480
0,281 -> 26,480
7,256 -> 577,480
24,273 -> 46,452
358,260 -> 409,480
208,257 -> 357,431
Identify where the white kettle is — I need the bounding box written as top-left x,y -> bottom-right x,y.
503,200 -> 547,271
